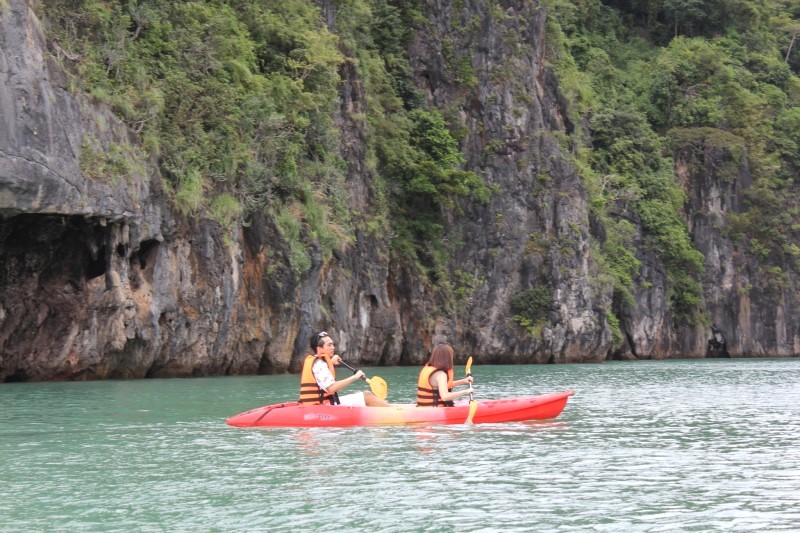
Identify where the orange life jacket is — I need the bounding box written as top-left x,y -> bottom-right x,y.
299,354 -> 340,405
416,365 -> 454,407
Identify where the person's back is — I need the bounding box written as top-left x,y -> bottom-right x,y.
416,344 -> 472,407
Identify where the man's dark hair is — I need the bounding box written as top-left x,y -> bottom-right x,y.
310,331 -> 329,352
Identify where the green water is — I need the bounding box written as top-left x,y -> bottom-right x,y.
1,359 -> 799,531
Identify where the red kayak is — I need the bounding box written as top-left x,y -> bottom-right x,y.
226,390 -> 574,428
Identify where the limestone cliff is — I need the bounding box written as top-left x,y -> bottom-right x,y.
0,0 -> 797,382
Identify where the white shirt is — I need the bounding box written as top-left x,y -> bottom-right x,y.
311,357 -> 366,407
311,358 -> 336,391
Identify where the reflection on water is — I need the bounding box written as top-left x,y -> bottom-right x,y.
1,359 -> 799,531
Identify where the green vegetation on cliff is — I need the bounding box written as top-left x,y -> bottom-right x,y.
38,0 -> 800,328
547,0 -> 800,323
39,0 -> 487,284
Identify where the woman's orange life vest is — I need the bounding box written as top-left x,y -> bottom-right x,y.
416,365 -> 454,407
299,354 -> 340,405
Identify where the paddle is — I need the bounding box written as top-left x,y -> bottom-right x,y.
339,359 -> 389,400
465,356 -> 478,424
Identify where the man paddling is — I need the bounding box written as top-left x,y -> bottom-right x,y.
299,331 -> 391,407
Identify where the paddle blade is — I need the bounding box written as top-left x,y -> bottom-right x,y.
466,399 -> 478,424
366,376 -> 388,400
465,356 -> 476,423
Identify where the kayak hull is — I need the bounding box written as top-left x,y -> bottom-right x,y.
226,390 -> 574,428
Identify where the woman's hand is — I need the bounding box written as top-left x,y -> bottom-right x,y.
454,376 -> 474,387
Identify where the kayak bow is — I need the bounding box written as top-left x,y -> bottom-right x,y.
226,391 -> 574,428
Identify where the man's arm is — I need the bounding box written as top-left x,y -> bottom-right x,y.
312,358 -> 364,394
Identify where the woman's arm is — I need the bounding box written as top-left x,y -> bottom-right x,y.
433,371 -> 473,403
452,376 -> 473,387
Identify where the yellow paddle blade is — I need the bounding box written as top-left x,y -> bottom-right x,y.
466,399 -> 478,424
465,357 -> 476,424
366,376 -> 388,400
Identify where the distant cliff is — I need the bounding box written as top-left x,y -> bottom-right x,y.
1,0 -> 798,382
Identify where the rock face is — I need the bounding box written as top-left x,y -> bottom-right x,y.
0,1 -> 157,380
0,0 -> 273,380
676,131 -> 800,357
0,0 -> 797,382
405,1 -> 612,363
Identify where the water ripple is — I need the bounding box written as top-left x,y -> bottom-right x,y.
1,359 -> 799,531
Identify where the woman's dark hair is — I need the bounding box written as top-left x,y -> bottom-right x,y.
427,343 -> 454,370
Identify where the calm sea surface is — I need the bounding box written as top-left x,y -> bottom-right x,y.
1,359 -> 799,532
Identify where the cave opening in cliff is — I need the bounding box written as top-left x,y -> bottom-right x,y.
0,214 -> 109,289
0,214 -> 113,381
131,239 -> 159,270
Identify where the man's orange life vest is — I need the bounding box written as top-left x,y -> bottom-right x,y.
299,354 -> 340,405
416,365 -> 454,407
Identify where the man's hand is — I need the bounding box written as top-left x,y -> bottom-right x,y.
331,354 -> 342,365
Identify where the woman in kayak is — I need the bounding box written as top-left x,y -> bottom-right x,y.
299,331 -> 391,407
416,343 -> 474,407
